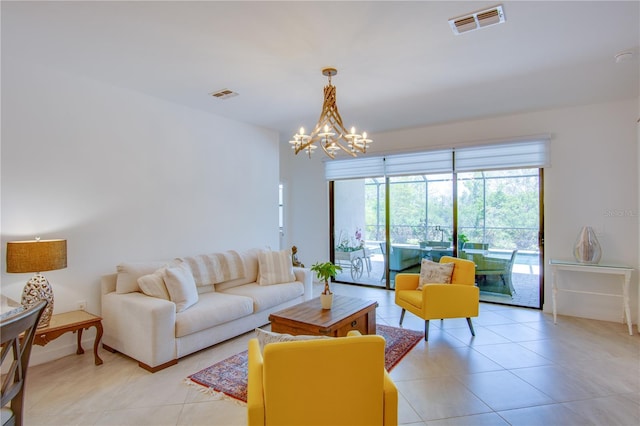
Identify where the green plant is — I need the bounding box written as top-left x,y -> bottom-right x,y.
310,261 -> 342,295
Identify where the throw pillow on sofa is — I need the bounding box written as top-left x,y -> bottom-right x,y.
115,261 -> 168,293
137,269 -> 170,300
418,259 -> 454,290
163,261 -> 198,312
258,249 -> 296,285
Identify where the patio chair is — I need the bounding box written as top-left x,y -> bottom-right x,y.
476,250 -> 518,295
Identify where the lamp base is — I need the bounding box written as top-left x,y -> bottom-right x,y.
21,273 -> 54,328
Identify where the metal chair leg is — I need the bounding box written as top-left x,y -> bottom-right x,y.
466,317 -> 476,336
425,320 -> 430,341
399,309 -> 406,326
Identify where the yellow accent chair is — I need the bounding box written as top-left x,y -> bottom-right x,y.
395,256 -> 479,341
247,330 -> 398,426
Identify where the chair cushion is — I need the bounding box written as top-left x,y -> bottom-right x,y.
396,289 -> 423,310
418,259 -> 454,289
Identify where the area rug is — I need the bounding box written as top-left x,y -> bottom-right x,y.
185,324 -> 422,403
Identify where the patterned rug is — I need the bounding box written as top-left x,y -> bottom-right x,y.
185,324 -> 422,403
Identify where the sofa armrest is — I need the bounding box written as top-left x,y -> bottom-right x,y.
101,273 -> 117,295
395,273 -> 419,291
101,289 -> 177,369
247,338 -> 265,426
293,267 -> 313,300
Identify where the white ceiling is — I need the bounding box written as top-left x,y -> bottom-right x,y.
3,1 -> 639,138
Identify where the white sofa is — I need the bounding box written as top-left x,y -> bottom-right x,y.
101,248 -> 312,372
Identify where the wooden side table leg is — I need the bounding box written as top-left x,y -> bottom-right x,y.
76,328 -> 85,355
93,322 -> 103,365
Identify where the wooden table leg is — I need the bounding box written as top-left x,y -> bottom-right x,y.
76,328 -> 85,355
93,322 -> 103,365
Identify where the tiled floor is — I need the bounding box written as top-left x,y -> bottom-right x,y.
24,283 -> 639,425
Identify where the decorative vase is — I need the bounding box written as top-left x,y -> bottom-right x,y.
320,293 -> 333,309
573,226 -> 602,264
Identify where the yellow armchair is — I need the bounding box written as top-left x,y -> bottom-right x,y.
247,330 -> 398,426
395,256 -> 479,341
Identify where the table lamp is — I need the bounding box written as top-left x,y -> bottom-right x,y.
6,238 -> 67,328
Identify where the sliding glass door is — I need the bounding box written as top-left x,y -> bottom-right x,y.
386,174 -> 453,287
457,169 -> 542,307
332,177 -> 387,287
331,168 -> 543,308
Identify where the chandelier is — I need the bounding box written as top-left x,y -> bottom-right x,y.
290,68 -> 372,159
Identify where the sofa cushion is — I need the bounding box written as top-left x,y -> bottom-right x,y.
215,248 -> 261,291
137,269 -> 170,300
179,250 -> 245,287
221,282 -> 304,312
116,261 -> 168,293
175,292 -> 254,338
163,262 -> 199,312
418,259 -> 454,290
258,249 -> 295,285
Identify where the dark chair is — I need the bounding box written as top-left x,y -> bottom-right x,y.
1,301 -> 46,426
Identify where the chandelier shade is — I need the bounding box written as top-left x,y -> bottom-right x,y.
290,68 -> 372,159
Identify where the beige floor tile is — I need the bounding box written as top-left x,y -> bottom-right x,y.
177,400 -> 246,426
396,376 -> 492,421
496,403 -> 595,426
426,412 -> 510,426
511,364 -> 616,401
428,345 -> 504,375
458,370 -> 554,411
94,404 -> 184,426
482,323 -> 548,342
471,342 -> 553,369
562,394 -> 640,425
445,326 -> 511,346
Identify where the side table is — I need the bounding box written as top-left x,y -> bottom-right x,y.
549,259 -> 635,335
33,310 -> 103,365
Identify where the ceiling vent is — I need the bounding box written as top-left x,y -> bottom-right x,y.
210,89 -> 238,100
449,5 -> 505,35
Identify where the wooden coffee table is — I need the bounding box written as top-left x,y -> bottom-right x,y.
269,295 -> 378,337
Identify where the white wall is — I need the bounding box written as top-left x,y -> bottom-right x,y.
1,60 -> 280,364
282,99 -> 639,325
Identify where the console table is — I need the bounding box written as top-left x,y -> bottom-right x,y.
549,259 -> 634,335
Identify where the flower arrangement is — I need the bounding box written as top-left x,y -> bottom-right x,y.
335,228 -> 364,252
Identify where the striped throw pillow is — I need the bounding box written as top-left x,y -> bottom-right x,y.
258,249 -> 296,285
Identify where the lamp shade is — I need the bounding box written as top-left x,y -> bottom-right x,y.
6,239 -> 67,273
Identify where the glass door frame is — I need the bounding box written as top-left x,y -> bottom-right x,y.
329,169 -> 545,309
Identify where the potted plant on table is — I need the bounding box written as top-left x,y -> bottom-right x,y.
310,261 -> 342,309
